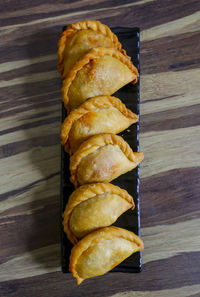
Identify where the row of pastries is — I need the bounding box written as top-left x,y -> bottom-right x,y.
57,20 -> 144,284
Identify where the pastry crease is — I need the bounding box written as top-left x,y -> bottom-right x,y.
62,182 -> 135,244
58,20 -> 127,78
60,95 -> 138,152
69,226 -> 144,284
61,47 -> 138,111
70,133 -> 144,187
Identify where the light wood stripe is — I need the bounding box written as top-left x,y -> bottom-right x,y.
0,90 -> 59,104
0,0 -> 155,30
0,104 -> 60,132
0,220 -> 16,226
0,54 -> 56,74
0,70 -> 58,88
140,125 -> 200,178
142,218 -> 200,264
141,68 -> 200,114
0,145 -> 59,195
0,244 -> 60,282
0,120 -> 59,146
109,285 -> 200,297
141,11 -> 200,41
0,0 -> 108,18
0,175 -> 59,213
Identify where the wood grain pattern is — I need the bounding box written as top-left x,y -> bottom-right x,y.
0,0 -> 200,296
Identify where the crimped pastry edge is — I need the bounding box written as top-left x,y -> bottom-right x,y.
57,20 -> 127,78
60,95 -> 138,149
69,133 -> 144,188
62,182 -> 135,245
69,226 -> 144,284
61,47 -> 138,111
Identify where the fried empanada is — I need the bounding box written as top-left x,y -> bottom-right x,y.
69,226 -> 144,284
58,20 -> 127,78
60,95 -> 138,153
70,133 -> 144,187
63,182 -> 134,244
62,47 -> 138,111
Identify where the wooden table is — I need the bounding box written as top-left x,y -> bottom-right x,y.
0,1 -> 200,296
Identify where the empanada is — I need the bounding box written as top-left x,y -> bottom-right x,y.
58,20 -> 127,79
62,47 -> 138,111
70,133 -> 144,187
60,95 -> 138,153
63,182 -> 135,244
69,226 -> 144,284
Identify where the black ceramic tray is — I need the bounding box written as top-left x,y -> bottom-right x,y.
60,27 -> 141,273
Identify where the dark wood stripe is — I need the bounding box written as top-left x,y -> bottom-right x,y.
141,104 -> 200,133
0,116 -> 60,136
0,60 -> 57,81
142,94 -> 184,104
0,134 -> 59,159
0,172 -> 59,202
169,59 -> 200,70
0,0 -> 130,24
0,44 -> 55,67
0,31 -> 58,64
142,31 -> 200,74
0,78 -> 61,102
140,167 -> 200,227
0,194 -> 60,262
0,90 -> 60,110
0,99 -> 60,119
0,0 -> 198,30
0,252 -> 199,295
99,0 -> 200,32
20,108 -> 60,121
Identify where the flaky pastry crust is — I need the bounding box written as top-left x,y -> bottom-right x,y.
62,182 -> 135,244
60,95 -> 138,151
69,226 -> 144,284
70,133 -> 144,187
58,20 -> 127,78
61,47 -> 138,111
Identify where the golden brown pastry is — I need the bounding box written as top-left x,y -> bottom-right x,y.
70,133 -> 144,187
60,95 -> 138,153
69,226 -> 144,284
58,20 -> 128,79
62,47 -> 138,111
63,182 -> 135,244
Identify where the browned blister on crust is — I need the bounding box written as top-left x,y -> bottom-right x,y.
60,95 -> 138,153
69,226 -> 144,284
62,182 -> 135,244
70,133 -> 144,187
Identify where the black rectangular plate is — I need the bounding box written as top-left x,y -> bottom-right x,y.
60,27 -> 141,273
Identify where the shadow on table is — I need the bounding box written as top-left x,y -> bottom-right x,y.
22,28 -> 62,271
